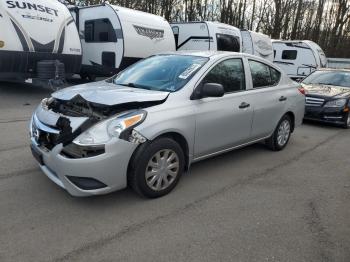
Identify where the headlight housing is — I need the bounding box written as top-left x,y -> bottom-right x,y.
73,110 -> 146,146
324,99 -> 347,108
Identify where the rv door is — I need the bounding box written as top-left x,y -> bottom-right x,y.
78,5 -> 123,77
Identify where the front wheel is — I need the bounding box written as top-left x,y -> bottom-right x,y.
342,112 -> 350,129
129,137 -> 185,198
266,115 -> 292,151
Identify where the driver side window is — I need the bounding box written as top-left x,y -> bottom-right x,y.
202,59 -> 246,93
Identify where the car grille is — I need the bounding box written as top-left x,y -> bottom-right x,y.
305,97 -> 325,107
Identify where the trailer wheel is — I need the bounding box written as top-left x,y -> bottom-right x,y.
80,73 -> 96,82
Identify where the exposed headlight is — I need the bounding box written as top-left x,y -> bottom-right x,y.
41,97 -> 54,110
73,110 -> 146,146
324,99 -> 347,108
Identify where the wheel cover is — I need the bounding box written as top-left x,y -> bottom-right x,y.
145,149 -> 180,191
277,120 -> 291,147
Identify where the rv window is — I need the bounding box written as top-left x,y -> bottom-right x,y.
85,19 -> 117,43
249,60 -> 281,88
216,34 -> 240,52
282,50 -> 297,60
202,59 -> 245,93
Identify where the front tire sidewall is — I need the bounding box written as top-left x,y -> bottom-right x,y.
343,112 -> 350,129
267,115 -> 292,151
130,138 -> 185,198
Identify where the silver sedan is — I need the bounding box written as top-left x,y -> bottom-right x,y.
29,51 -> 305,198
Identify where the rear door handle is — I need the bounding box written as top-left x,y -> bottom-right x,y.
239,102 -> 250,109
279,96 -> 287,102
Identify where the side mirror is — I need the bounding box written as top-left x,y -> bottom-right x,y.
202,83 -> 225,98
191,83 -> 224,100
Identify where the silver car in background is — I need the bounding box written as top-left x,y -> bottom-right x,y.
29,51 -> 305,198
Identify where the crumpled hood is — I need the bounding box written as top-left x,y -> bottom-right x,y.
303,83 -> 350,99
52,81 -> 170,105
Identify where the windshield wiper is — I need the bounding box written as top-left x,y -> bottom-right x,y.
317,82 -> 335,86
302,64 -> 317,69
273,60 -> 294,65
116,82 -> 153,90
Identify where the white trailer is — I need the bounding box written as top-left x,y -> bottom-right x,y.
70,3 -> 176,80
272,40 -> 327,80
170,21 -> 274,61
0,0 -> 82,85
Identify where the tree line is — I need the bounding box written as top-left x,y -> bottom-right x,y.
62,0 -> 350,58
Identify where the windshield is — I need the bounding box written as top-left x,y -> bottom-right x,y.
302,71 -> 350,88
113,55 -> 209,92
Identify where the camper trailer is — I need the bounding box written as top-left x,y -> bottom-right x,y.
0,0 -> 82,85
170,21 -> 274,61
272,40 -> 327,80
70,3 -> 176,80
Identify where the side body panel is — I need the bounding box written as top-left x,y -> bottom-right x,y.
207,22 -> 242,52
171,22 -> 211,51
75,5 -> 123,76
116,5 -> 175,60
273,41 -> 318,79
242,30 -> 273,62
0,0 -> 82,80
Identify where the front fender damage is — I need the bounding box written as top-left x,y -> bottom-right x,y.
35,95 -> 162,149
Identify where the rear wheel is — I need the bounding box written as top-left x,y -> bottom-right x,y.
266,115 -> 292,151
129,138 -> 185,198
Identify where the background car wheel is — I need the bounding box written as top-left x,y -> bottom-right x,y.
266,114 -> 292,151
129,137 -> 185,198
342,113 -> 350,129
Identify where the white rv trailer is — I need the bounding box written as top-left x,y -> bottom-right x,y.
70,3 -> 176,80
0,0 -> 82,85
272,40 -> 327,80
170,21 -> 274,61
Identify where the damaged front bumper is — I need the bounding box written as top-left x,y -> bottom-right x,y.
29,109 -> 139,197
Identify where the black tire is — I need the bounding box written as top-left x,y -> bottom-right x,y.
342,112 -> 350,129
266,114 -> 292,151
80,73 -> 88,80
80,73 -> 96,82
129,137 -> 185,198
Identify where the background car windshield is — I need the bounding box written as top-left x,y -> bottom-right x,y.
303,71 -> 350,88
114,55 -> 208,92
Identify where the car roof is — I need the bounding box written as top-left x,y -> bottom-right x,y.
157,50 -> 244,58
316,68 -> 350,73
156,50 -> 268,61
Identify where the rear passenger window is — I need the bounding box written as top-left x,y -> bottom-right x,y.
282,50 -> 297,60
202,59 -> 245,93
249,60 -> 281,88
85,19 -> 117,43
270,67 -> 281,85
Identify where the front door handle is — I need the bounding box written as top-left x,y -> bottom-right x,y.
239,102 -> 250,109
279,96 -> 287,102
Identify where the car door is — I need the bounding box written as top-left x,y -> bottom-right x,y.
247,59 -> 288,139
193,58 -> 254,159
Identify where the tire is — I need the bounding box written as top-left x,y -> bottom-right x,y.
342,112 -> 350,129
80,73 -> 88,80
80,73 -> 96,82
129,137 -> 185,198
266,114 -> 292,151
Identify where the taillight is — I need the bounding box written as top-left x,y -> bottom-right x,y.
298,86 -> 305,95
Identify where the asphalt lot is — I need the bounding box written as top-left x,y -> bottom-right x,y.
0,81 -> 349,262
